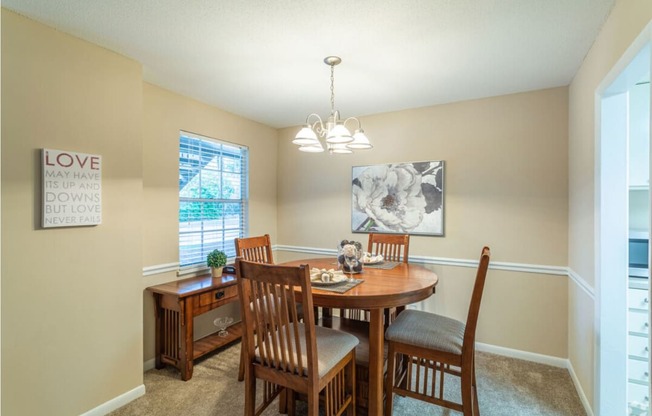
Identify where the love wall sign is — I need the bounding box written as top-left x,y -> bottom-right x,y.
42,148 -> 102,228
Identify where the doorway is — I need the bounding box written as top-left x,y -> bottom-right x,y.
597,39 -> 651,415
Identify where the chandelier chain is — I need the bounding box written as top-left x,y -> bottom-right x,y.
330,63 -> 335,114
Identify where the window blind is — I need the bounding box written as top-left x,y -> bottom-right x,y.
178,131 -> 248,269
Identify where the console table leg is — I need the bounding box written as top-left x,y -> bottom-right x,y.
153,294 -> 164,369
179,298 -> 195,381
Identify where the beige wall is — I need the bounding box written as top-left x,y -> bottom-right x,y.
1,9 -> 280,414
141,83 -> 278,361
5,1 -> 651,414
2,11 -> 144,415
568,0 -> 652,410
277,87 -> 570,357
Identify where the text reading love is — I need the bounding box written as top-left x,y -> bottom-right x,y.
42,149 -> 102,228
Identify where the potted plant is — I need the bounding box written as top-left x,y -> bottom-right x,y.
207,249 -> 228,277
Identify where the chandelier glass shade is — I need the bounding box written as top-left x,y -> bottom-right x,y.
293,56 -> 372,154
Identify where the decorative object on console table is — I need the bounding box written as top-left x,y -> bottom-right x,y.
222,264 -> 237,275
213,316 -> 234,337
207,249 -> 227,277
352,160 -> 444,236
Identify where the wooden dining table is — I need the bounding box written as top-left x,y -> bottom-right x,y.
279,257 -> 439,415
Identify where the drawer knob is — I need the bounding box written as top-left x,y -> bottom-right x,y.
645,298 -> 649,304
646,372 -> 649,377
215,291 -> 225,300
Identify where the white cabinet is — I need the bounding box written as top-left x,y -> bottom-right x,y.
629,82 -> 650,190
631,335 -> 651,360
630,382 -> 650,416
629,284 -> 651,415
631,311 -> 650,335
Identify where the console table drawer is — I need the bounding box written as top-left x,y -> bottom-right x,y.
199,285 -> 238,307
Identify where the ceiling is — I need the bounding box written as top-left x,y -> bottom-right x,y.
3,0 -> 616,129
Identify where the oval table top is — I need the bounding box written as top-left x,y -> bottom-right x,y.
279,257 -> 439,310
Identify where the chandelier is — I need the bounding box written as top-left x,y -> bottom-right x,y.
293,56 -> 372,154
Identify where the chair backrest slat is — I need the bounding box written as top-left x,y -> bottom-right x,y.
235,234 -> 274,264
368,233 -> 410,263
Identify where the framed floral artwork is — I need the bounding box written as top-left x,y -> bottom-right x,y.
351,161 -> 444,236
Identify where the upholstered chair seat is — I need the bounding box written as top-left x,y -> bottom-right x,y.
255,323 -> 359,378
385,310 -> 465,355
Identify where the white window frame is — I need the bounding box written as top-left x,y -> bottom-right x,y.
178,130 -> 249,274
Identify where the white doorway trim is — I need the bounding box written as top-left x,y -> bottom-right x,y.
595,23 -> 652,416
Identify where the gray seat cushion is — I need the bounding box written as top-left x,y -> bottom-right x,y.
385,310 -> 465,355
255,323 -> 359,378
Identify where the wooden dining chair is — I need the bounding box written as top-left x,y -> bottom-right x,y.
235,234 -> 274,264
369,232 -> 411,323
235,234 -> 275,382
384,246 -> 491,416
236,259 -> 358,416
340,233 -> 411,323
235,234 -> 306,385
367,232 -> 410,263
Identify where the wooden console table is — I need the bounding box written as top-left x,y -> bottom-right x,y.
147,272 -> 241,381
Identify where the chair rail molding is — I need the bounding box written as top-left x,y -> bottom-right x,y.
142,247 -> 590,284
274,244 -> 568,277
142,262 -> 179,276
567,268 -> 595,299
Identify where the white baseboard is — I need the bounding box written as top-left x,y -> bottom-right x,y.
476,342 -> 593,416
144,358 -> 156,372
566,357 -> 595,416
79,384 -> 145,416
476,342 -> 567,368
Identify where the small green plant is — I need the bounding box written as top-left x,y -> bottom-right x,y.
207,249 -> 227,268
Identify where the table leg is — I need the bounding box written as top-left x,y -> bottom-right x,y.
368,308 -> 384,415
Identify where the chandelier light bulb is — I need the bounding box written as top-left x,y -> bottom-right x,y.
329,143 -> 353,154
346,129 -> 373,149
298,143 -> 325,152
293,126 -> 319,146
326,123 -> 354,144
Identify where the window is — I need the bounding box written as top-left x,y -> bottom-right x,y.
179,131 -> 248,269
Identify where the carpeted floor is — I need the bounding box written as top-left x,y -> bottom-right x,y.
109,341 -> 586,415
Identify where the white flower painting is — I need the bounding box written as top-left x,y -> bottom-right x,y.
351,161 -> 444,236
